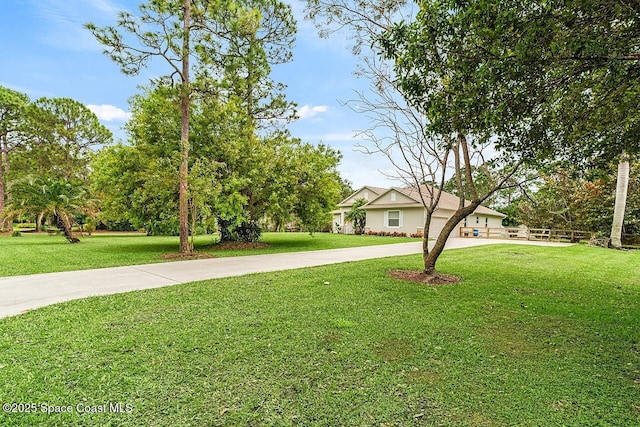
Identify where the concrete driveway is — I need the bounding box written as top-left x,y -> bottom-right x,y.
0,238 -> 572,319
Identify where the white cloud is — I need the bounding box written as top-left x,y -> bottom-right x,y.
297,105 -> 329,120
30,0 -> 123,51
87,0 -> 120,15
87,104 -> 131,121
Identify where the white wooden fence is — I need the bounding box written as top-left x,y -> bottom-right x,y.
459,227 -> 592,242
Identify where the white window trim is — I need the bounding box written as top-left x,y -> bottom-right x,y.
384,210 -> 403,228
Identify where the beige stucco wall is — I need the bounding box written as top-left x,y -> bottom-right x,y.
365,207 -> 425,235
365,207 -> 505,237
427,215 -> 449,237
341,187 -> 380,207
333,208 -> 353,233
366,189 -> 417,206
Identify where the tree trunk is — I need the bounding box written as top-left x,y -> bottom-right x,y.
54,214 -> 80,244
178,0 -> 192,253
610,153 -> 630,248
421,211 -> 432,272
0,136 -> 10,231
0,139 -> 4,230
424,201 -> 482,274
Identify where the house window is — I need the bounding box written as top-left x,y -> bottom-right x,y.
388,210 -> 400,227
364,192 -> 369,200
390,192 -> 397,202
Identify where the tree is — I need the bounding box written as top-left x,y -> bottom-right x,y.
6,177 -> 96,243
516,171 -> 581,230
0,86 -> 29,231
339,178 -> 355,200
376,0 -> 640,270
87,0 -> 195,253
15,97 -> 112,182
93,84 -> 341,240
386,1 -> 640,250
290,142 -> 343,234
87,0 -> 297,250
196,0 -> 297,129
91,143 -> 179,234
345,198 -> 367,234
515,164 -> 640,240
307,0 -> 525,277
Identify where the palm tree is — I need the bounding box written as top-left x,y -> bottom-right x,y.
345,198 -> 367,235
5,177 -> 96,243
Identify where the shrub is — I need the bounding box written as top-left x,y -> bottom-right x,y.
82,217 -> 97,235
366,230 -> 407,237
11,231 -> 22,237
391,231 -> 407,237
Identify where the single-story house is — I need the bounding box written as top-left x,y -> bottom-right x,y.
332,185 -> 386,234
332,185 -> 506,237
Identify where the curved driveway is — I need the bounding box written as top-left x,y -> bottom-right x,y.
0,238 -> 571,319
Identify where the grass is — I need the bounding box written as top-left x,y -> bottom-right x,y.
0,244 -> 638,425
0,232 -> 418,277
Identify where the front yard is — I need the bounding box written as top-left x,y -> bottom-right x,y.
0,245 -> 638,425
0,232 -> 418,277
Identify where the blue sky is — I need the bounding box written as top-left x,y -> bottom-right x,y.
0,0 -> 401,189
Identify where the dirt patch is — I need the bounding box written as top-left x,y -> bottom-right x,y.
161,252 -> 215,260
388,269 -> 461,285
205,241 -> 270,251
373,338 -> 415,363
405,368 -> 441,384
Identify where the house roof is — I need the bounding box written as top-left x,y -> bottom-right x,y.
337,185 -> 387,207
363,185 -> 506,218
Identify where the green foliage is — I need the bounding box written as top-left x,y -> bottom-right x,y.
218,217 -> 262,242
1,88 -> 109,234
339,178 -> 355,200
381,1 -> 640,166
290,143 -> 343,235
211,137 -> 343,240
96,81 -> 344,240
13,98 -> 111,182
10,231 -> 21,237
516,164 -> 640,236
0,86 -> 29,138
345,198 -> 367,234
7,177 -> 96,243
91,143 -> 181,235
87,0 -> 304,242
0,85 -> 30,228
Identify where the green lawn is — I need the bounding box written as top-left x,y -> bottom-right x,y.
0,245 -> 638,425
0,232 -> 418,277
